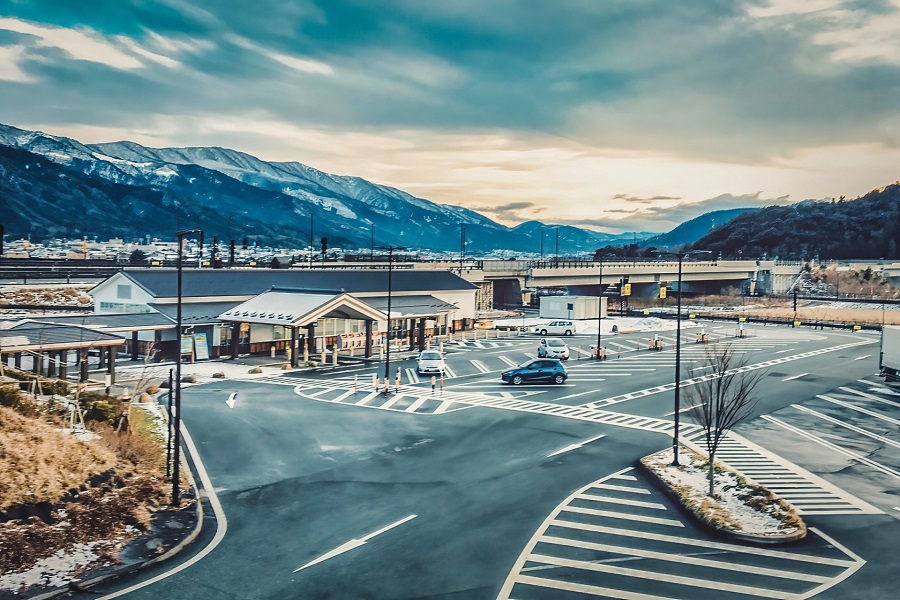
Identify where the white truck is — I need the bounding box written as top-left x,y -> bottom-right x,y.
880,325 -> 900,381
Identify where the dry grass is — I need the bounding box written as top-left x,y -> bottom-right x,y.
0,406 -> 117,510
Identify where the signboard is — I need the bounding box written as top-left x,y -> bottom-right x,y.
738,316 -> 747,323
621,283 -> 632,297
193,332 -> 210,361
180,334 -> 194,356
659,286 -> 666,299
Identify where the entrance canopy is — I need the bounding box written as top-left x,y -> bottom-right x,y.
218,290 -> 387,327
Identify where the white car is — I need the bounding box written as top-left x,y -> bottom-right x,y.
537,337 -> 570,360
416,350 -> 445,375
530,320 -> 575,336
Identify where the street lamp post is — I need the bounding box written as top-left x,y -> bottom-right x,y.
173,228 -> 201,507
672,252 -> 684,466
555,226 -> 559,268
596,257 -> 603,359
380,245 -> 406,388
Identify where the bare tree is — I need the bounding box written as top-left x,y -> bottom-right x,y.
685,344 -> 766,497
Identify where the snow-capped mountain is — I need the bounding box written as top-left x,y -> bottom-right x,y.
0,123 -> 637,252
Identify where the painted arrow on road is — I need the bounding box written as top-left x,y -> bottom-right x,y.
547,434 -> 606,458
293,514 -> 417,572
226,392 -> 238,409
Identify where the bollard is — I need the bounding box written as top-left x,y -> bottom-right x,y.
383,378 -> 389,396
321,351 -> 327,364
380,345 -> 384,359
271,345 -> 276,359
431,376 -> 436,395
350,346 -> 355,357
395,367 -> 401,393
373,373 -> 378,391
617,349 -> 620,359
440,340 -> 444,353
439,374 -> 444,395
332,348 -> 338,366
354,374 -> 358,393
303,347 -> 309,364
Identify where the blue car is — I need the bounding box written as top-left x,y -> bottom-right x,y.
501,359 -> 568,385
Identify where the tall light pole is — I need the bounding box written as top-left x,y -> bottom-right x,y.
596,256 -> 604,359
459,223 -> 466,271
173,228 -> 201,506
309,212 -> 314,268
672,252 -> 684,466
379,245 -> 406,387
555,226 -> 560,268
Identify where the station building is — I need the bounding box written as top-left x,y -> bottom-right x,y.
88,268 -> 478,365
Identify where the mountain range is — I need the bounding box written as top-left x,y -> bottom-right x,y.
0,123 -> 651,254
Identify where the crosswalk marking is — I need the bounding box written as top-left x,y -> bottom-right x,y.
561,506 -> 683,527
499,355 -> 518,367
499,468 -> 865,600
469,359 -> 490,373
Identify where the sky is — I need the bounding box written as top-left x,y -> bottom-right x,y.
1,0 -> 900,234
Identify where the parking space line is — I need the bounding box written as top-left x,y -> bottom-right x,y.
592,483 -> 651,494
818,394 -> 900,426
513,575 -> 675,600
839,386 -> 900,408
792,404 -> 900,450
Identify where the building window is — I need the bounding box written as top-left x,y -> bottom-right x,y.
117,284 -> 132,299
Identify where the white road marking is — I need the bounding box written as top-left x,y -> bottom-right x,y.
561,506 -> 682,527
774,348 -> 792,354
854,354 -> 871,360
546,434 -> 606,457
783,373 -> 808,381
664,402 -> 705,416
499,355 -> 518,367
225,392 -> 237,408
762,415 -> 900,482
840,385 -> 900,408
442,365 -> 456,378
470,359 -> 490,373
818,394 -> 900,426
99,423 -> 228,599
792,404 -> 900,450
405,368 -> 419,384
293,514 -> 416,572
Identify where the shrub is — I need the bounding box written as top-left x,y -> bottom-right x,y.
248,367 -> 263,374
79,392 -> 124,424
0,385 -> 40,417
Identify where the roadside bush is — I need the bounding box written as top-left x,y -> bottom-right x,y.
0,386 -> 39,417
79,392 -> 124,424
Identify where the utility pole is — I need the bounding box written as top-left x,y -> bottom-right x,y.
309,213 -> 314,268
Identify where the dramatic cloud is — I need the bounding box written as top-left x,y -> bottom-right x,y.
1,1 -> 900,233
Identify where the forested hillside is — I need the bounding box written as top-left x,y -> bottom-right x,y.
692,185 -> 900,260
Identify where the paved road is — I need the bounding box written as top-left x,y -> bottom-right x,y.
89,325 -> 898,599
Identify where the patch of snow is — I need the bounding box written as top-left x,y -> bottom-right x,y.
153,165 -> 178,178
0,542 -> 108,592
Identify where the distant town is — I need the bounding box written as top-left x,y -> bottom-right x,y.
0,236 -> 597,265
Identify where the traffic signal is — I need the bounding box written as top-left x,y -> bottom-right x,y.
659,286 -> 667,299
321,237 -> 328,253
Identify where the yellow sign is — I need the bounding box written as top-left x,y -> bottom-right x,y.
622,283 -> 631,296
853,324 -> 861,331
739,316 -> 746,323
689,313 -> 696,319
659,286 -> 667,299
793,320 -> 801,327
643,310 -> 650,315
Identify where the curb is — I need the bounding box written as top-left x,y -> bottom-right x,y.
27,496 -> 203,600
637,456 -> 807,545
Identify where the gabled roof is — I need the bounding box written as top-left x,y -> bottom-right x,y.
0,321 -> 125,351
219,291 -> 386,326
26,312 -> 174,331
149,302 -> 241,325
117,268 -> 477,299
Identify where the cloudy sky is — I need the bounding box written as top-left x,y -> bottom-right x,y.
2,0 -> 899,233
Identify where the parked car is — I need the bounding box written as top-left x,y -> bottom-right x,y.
501,359 -> 568,385
537,337 -> 570,360
529,320 -> 575,336
416,350 -> 445,375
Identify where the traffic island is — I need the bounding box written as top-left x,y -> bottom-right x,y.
639,446 -> 806,544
